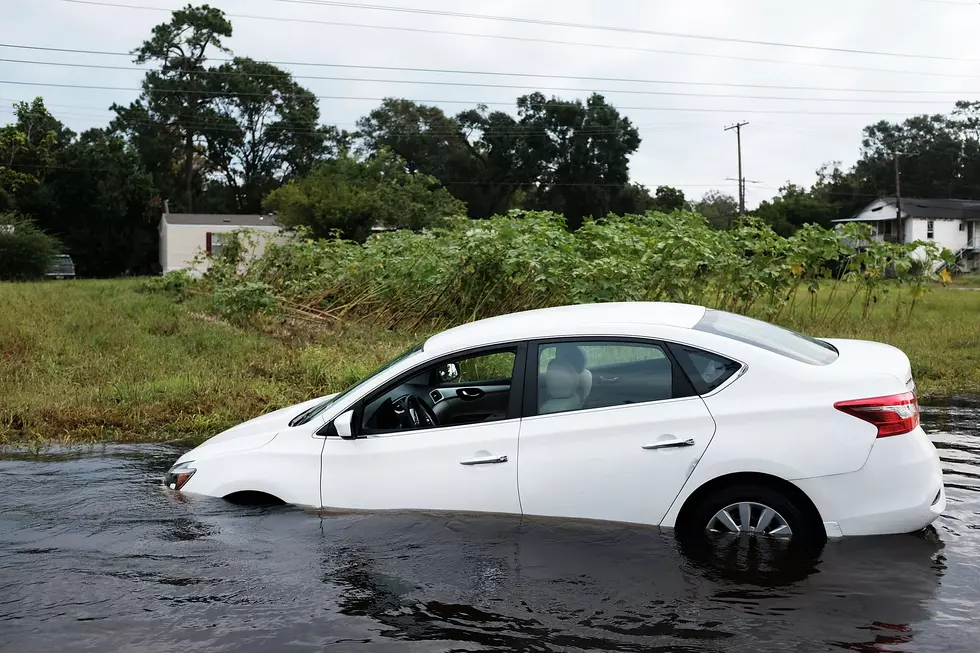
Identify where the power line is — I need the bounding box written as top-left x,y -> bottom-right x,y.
254,0 -> 978,63
41,0 -> 980,80
5,49 -> 980,96
1,160 -> 743,188
1,58 -> 973,106
0,79 -> 962,116
0,106 -> 716,138
5,42 -> 980,90
1,100 -> 830,133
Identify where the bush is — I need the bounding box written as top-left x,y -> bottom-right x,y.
139,270 -> 195,300
154,209 -> 952,329
0,213 -> 61,281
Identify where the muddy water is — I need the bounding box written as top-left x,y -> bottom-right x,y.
1,400 -> 978,652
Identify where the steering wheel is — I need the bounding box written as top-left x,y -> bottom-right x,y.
392,394 -> 439,429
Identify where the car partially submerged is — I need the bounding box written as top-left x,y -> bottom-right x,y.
166,302 -> 944,543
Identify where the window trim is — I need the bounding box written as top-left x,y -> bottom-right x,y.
320,341 -> 528,437
522,336 -> 698,419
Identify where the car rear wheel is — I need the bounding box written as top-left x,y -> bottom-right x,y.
685,484 -> 823,546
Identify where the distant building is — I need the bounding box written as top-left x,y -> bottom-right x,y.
159,212 -> 282,274
833,197 -> 980,272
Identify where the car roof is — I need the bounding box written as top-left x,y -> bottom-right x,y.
424,302 -> 707,355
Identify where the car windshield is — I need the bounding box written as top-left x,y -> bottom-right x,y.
694,309 -> 838,366
289,342 -> 424,426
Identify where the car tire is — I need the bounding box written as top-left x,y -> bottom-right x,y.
682,483 -> 824,547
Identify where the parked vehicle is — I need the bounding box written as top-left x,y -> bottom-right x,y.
46,254 -> 76,280
166,302 -> 944,544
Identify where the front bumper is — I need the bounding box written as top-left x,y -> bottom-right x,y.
794,426 -> 945,537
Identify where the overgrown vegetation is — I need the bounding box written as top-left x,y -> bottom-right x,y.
198,210 -> 953,330
0,213 -> 60,281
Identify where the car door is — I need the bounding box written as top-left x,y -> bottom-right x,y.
518,338 -> 717,526
320,344 -> 525,516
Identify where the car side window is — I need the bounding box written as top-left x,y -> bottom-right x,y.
535,341 -> 691,416
671,345 -> 742,395
361,348 -> 518,433
451,351 -> 515,385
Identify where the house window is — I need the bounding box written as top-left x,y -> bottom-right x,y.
206,232 -> 228,256
927,221 -> 935,240
960,223 -> 966,231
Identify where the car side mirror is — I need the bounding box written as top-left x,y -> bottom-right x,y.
436,362 -> 460,384
334,410 -> 355,440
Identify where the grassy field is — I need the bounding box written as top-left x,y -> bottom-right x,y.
0,279 -> 419,446
1,278 -> 978,445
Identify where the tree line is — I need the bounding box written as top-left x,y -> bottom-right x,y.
3,3 -> 980,277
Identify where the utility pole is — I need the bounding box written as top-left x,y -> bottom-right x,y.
894,151 -> 903,244
883,134 -> 909,244
725,121 -> 750,213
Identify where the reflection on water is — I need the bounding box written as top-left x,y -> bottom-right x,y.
0,400 -> 977,652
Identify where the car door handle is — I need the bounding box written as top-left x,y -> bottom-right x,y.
458,388 -> 485,401
599,375 -> 619,382
459,455 -> 508,466
642,438 -> 696,450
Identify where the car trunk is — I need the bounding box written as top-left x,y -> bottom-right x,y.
820,338 -> 916,394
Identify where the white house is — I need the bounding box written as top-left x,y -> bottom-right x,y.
833,197 -> 980,272
159,212 -> 282,274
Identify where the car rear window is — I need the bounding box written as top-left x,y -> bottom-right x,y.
694,309 -> 839,366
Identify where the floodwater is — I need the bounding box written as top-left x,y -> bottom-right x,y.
1,401 -> 978,653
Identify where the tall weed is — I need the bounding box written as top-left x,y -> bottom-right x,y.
196,211 -> 953,331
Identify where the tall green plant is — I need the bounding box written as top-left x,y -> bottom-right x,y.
0,213 -> 61,281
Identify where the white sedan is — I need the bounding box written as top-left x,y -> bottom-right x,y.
165,302 -> 944,543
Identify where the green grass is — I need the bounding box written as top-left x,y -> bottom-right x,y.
2,278 -> 978,445
0,279 -> 419,445
770,283 -> 980,398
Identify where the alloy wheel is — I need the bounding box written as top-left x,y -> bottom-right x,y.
706,501 -> 793,539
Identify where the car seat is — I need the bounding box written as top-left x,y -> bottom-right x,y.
539,346 -> 594,414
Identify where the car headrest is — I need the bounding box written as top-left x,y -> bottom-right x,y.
544,359 -> 580,400
554,344 -> 587,372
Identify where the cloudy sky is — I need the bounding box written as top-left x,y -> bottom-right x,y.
3,0 -> 980,207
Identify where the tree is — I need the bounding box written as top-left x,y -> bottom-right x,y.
264,151 -> 466,240
112,4 -> 233,212
358,94 -> 642,226
45,129 -> 158,276
517,93 -> 641,229
357,99 -> 528,219
691,190 -> 739,229
0,213 -> 61,281
609,183 -> 657,215
654,185 -> 686,212
0,98 -> 67,211
753,183 -> 837,236
203,57 -> 328,213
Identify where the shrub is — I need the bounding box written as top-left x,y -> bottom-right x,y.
154,210 -> 952,329
0,213 -> 61,281
139,270 -> 195,300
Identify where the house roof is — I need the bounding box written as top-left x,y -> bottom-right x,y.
834,197 -> 980,223
163,213 -> 278,227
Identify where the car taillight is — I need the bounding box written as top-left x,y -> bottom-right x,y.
834,391 -> 919,438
